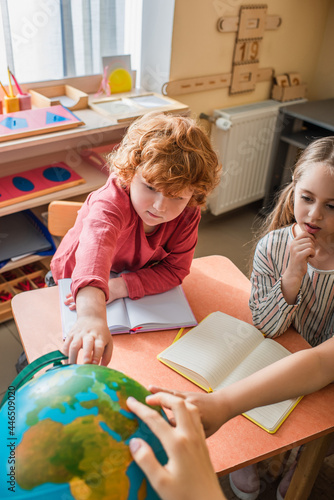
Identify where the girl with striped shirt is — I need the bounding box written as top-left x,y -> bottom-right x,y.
250,136 -> 334,347
231,136 -> 334,499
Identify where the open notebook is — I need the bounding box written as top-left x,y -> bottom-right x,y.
58,277 -> 197,338
158,311 -> 302,433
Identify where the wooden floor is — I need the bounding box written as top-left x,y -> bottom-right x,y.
1,201 -> 333,499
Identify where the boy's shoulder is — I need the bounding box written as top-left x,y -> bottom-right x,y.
85,173 -> 133,220
175,205 -> 201,225
90,173 -> 130,203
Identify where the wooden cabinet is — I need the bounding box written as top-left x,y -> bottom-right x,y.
0,261 -> 50,322
263,98 -> 334,212
0,108 -> 128,268
0,108 -> 127,321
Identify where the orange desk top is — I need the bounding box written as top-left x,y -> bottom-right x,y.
12,256 -> 334,475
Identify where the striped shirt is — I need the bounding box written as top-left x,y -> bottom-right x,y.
249,225 -> 334,346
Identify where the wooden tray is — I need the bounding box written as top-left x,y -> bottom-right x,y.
0,105 -> 84,142
29,85 -> 89,110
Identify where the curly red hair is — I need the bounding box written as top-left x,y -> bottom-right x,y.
109,112 -> 221,206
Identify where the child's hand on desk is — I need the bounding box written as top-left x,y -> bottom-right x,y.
63,286 -> 113,365
148,386 -> 226,438
127,393 -> 224,500
64,293 -> 76,310
63,316 -> 112,365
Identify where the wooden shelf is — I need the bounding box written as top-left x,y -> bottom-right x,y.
0,81 -> 190,307
0,106 -> 120,282
263,99 -> 334,212
0,107 -> 128,165
0,260 -> 50,322
1,151 -> 109,217
280,128 -> 333,150
1,256 -> 51,274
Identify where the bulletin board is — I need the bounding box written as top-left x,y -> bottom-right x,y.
163,4 -> 281,97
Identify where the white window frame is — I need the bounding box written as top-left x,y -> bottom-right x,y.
0,0 -> 175,95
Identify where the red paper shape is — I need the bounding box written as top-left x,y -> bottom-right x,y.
0,162 -> 85,208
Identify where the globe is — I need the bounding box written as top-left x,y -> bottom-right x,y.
0,361 -> 167,500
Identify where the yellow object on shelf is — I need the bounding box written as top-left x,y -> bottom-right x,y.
108,68 -> 132,94
4,95 -> 20,113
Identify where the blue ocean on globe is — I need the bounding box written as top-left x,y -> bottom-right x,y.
0,363 -> 167,500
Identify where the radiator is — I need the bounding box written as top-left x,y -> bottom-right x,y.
207,100 -> 282,216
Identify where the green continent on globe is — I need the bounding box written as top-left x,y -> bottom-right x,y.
16,416 -> 140,500
15,365 -> 160,500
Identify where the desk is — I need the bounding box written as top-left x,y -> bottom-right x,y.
263,98 -> 334,212
12,256 -> 334,499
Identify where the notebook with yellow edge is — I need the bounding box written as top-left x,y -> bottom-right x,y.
157,311 -> 302,433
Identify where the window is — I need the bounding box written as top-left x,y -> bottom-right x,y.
0,0 -> 143,85
0,0 -> 175,94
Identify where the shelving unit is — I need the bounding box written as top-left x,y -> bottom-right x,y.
0,262 -> 49,322
0,112 -> 125,272
0,112 -> 121,321
280,127 -> 332,149
263,98 -> 334,211
0,80 -> 189,321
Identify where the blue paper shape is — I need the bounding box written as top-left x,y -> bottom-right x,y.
0,116 -> 28,130
12,176 -> 35,192
43,166 -> 71,182
46,111 -> 69,124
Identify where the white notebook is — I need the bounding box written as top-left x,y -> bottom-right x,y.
158,311 -> 302,433
58,277 -> 197,338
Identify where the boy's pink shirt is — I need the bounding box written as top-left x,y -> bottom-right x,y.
51,174 -> 201,301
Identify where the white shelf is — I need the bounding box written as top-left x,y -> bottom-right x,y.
0,82 -> 190,320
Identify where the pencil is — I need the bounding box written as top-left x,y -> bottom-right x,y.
7,67 -> 14,97
172,328 -> 184,343
0,80 -> 9,97
10,70 -> 24,95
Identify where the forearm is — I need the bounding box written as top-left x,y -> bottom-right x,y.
76,286 -> 107,320
149,340 -> 334,437
214,343 -> 334,422
107,276 -> 128,303
250,278 -> 297,338
123,258 -> 192,300
250,234 -> 300,337
281,270 -> 303,305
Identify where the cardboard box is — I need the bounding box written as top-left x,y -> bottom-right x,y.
271,83 -> 307,102
29,85 -> 88,110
